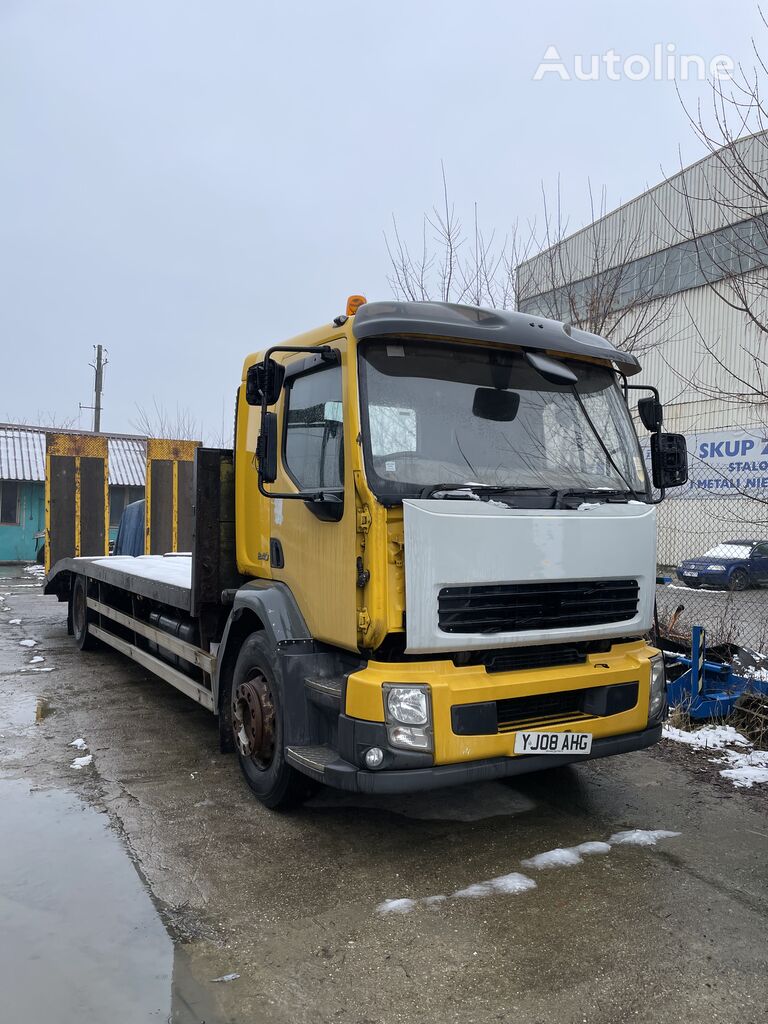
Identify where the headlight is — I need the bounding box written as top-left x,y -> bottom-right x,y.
385,686 -> 429,726
707,564 -> 726,571
648,653 -> 666,719
383,685 -> 433,752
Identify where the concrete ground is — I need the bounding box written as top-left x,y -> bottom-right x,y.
2,564 -> 768,1024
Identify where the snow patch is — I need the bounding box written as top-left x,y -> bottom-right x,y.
29,655 -> 44,664
577,502 -> 601,511
69,738 -> 88,750
377,898 -> 416,915
70,754 -> 93,770
664,723 -> 768,789
91,554 -> 192,589
9,619 -> 21,625
488,872 -> 538,894
18,639 -> 36,648
521,847 -> 583,870
609,829 -> 681,847
716,747 -> 768,788
451,882 -> 493,899
663,724 -> 749,749
574,841 -> 612,856
211,973 -> 240,983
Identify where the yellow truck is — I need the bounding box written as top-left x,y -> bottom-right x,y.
45,298 -> 688,808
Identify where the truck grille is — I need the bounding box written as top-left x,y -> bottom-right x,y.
438,579 -> 640,634
496,682 -> 639,732
450,681 -> 640,735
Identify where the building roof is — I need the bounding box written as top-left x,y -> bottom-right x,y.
108,436 -> 146,486
0,425 -> 148,486
0,426 -> 46,482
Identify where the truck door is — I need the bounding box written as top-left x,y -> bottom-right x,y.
269,345 -> 359,651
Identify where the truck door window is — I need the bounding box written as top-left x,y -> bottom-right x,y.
283,365 -> 344,491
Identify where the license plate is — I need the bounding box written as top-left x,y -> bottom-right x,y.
682,570 -> 698,577
514,731 -> 593,755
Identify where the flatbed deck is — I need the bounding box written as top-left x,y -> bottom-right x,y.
46,555 -> 193,612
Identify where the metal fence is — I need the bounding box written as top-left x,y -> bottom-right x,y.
655,492 -> 768,657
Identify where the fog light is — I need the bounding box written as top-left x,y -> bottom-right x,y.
648,653 -> 666,719
365,746 -> 384,769
388,725 -> 431,751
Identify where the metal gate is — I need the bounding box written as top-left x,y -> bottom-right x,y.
145,438 -> 199,554
45,432 -> 109,571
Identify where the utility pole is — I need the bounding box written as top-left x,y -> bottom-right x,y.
80,346 -> 108,431
93,344 -> 104,432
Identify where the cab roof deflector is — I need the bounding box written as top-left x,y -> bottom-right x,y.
352,300 -> 641,377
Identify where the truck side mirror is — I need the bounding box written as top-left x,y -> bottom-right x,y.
650,432 -> 688,489
638,396 -> 663,432
256,412 -> 278,484
246,359 -> 285,406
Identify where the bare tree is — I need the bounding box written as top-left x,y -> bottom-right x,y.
386,163 -> 533,311
131,399 -> 202,442
519,181 -> 674,356
3,411 -> 79,430
386,168 -> 672,355
657,10 -> 768,394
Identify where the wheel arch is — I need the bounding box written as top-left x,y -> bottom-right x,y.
214,581 -> 311,752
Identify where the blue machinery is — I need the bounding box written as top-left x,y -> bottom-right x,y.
664,625 -> 768,720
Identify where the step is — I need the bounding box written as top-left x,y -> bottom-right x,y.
304,676 -> 345,711
286,744 -> 342,780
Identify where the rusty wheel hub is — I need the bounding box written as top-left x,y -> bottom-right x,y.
232,674 -> 275,768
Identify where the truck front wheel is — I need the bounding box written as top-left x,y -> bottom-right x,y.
231,632 -> 316,810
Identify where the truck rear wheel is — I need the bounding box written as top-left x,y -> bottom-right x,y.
71,576 -> 99,651
231,632 -> 316,810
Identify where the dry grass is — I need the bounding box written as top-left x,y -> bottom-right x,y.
665,703 -> 693,731
730,692 -> 768,750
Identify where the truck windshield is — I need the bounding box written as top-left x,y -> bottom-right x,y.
358,340 -> 648,502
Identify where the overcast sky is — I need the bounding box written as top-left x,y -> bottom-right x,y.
0,0 -> 763,440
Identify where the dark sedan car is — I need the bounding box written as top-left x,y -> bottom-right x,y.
676,539 -> 768,590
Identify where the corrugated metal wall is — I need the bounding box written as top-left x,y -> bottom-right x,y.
517,132 -> 768,296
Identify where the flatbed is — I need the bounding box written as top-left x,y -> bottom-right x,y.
54,555 -> 193,611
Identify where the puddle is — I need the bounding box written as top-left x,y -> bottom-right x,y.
0,691 -> 55,729
0,778 -> 222,1023
307,779 -> 535,821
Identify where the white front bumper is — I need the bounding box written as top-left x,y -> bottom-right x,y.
403,499 -> 657,654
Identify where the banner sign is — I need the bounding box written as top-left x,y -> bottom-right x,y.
642,427 -> 768,498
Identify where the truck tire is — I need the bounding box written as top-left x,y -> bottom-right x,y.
71,575 -> 99,651
231,632 -> 316,810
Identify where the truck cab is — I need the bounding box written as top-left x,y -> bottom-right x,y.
227,298 -> 686,805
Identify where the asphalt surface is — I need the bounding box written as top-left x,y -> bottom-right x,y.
2,565 -> 768,1024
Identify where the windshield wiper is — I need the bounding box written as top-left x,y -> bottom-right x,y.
570,388 -> 644,502
420,483 -> 557,500
555,488 -> 636,508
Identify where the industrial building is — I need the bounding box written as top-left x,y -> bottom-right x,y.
0,425 -> 146,562
516,132 -> 768,564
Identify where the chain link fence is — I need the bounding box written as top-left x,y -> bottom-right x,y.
655,492 -> 768,661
